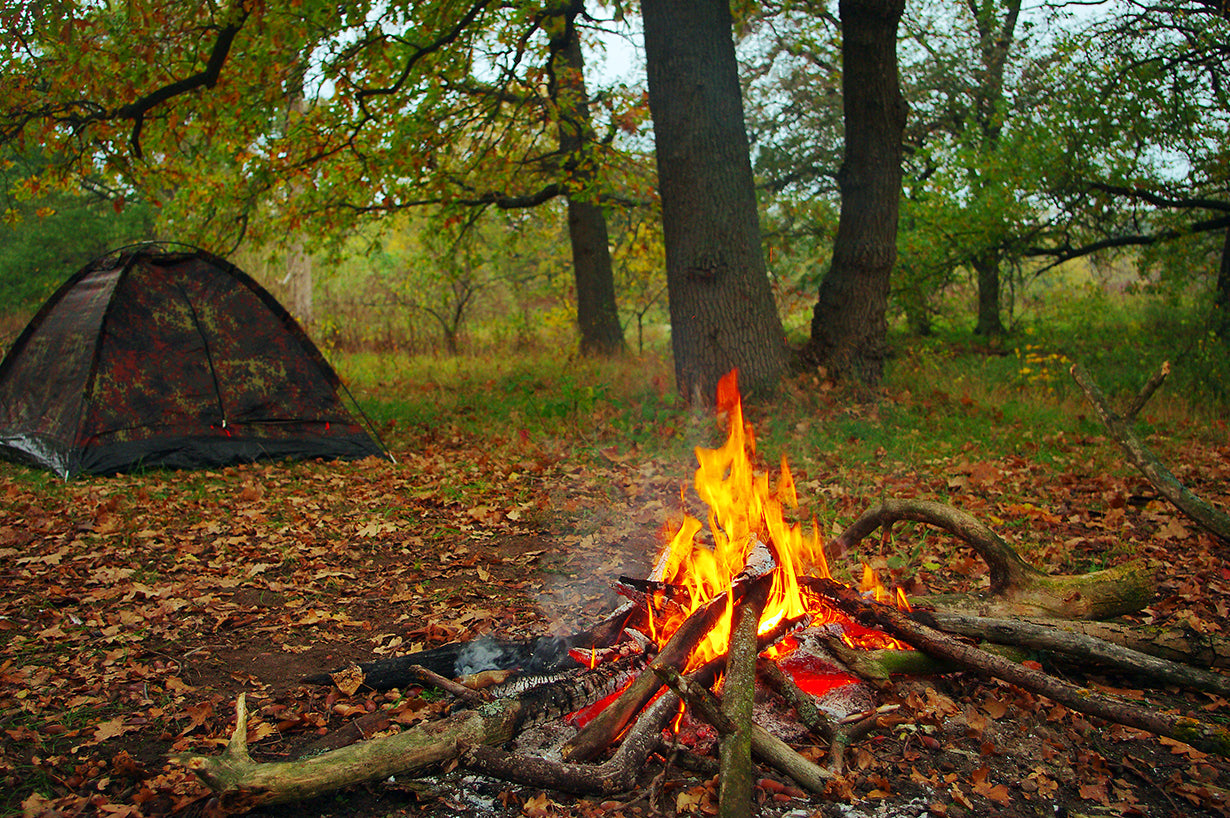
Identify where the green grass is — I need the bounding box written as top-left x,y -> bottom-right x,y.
329,290 -> 1226,484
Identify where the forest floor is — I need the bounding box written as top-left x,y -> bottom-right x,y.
3,370 -> 1229,818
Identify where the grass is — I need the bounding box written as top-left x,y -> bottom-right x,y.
325,290 -> 1226,520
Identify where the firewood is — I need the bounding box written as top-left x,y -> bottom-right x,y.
1071,361 -> 1230,543
917,610 -> 1230,697
828,498 -> 1153,619
719,574 -> 771,818
177,692 -> 529,809
1028,617 -> 1230,670
653,666 -> 832,794
462,682 -> 682,794
179,659 -> 640,807
562,586 -> 741,762
806,577 -> 1230,758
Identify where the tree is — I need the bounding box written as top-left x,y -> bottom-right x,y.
641,0 -> 788,403
801,0 -> 906,386
0,0 -> 642,355
1017,0 -> 1230,342
546,0 -> 626,356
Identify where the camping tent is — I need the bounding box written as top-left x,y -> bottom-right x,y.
0,244 -> 388,477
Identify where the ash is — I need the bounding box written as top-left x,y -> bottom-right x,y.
814,793 -> 939,818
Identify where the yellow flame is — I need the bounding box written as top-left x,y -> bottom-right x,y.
647,371 -> 912,668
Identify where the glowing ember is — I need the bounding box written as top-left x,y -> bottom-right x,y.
645,371 -> 910,678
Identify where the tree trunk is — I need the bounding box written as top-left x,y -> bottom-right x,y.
972,249 -> 1005,337
549,2 -> 625,357
642,0 -> 787,404
803,0 -> 906,387
1216,225 -> 1230,342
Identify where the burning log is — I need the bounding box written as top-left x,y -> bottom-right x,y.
653,666 -> 832,794
829,498 -> 1153,619
462,683 -> 682,794
1071,361 -> 1230,543
806,577 -> 1230,758
562,586 -> 740,762
718,574 -> 772,817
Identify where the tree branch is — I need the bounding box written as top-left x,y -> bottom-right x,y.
1071,362 -> 1230,543
113,8 -> 250,158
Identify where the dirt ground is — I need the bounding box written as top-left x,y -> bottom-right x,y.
3,425 -> 1229,817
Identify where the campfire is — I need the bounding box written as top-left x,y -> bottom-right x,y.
179,366 -> 1230,813
641,371 -> 910,668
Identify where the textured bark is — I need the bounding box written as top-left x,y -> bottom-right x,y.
178,694 -> 528,808
1216,226 -> 1230,341
561,587 -> 737,762
719,577 -> 770,818
463,685 -> 681,794
642,0 -> 787,404
803,0 -> 905,386
654,667 -> 833,793
549,5 -> 625,357
972,251 -> 1005,337
917,611 -> 1230,697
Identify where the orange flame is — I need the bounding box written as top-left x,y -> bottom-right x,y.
647,371 -> 910,670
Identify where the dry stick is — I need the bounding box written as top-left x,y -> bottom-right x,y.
1071,361 -> 1230,543
562,587 -> 741,762
829,498 -> 1152,620
918,610 -> 1230,698
719,575 -> 772,818
406,664 -> 486,705
1124,359 -> 1171,420
756,658 -> 896,774
756,659 -> 839,744
805,578 -> 1230,758
654,666 -> 833,793
464,655 -> 724,793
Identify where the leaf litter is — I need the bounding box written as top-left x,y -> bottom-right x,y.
0,411 -> 1228,817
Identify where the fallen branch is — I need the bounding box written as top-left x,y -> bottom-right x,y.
828,498 -> 1153,619
807,578 -> 1230,758
178,692 -> 529,809
180,658 -> 638,808
917,610 -> 1230,697
1071,361 -> 1230,543
1038,618 -> 1230,670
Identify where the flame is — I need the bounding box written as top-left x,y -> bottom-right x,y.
647,371 -> 910,671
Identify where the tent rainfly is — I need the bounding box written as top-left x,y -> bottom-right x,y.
0,244 -> 388,477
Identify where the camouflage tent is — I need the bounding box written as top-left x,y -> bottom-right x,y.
0,245 -> 388,477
